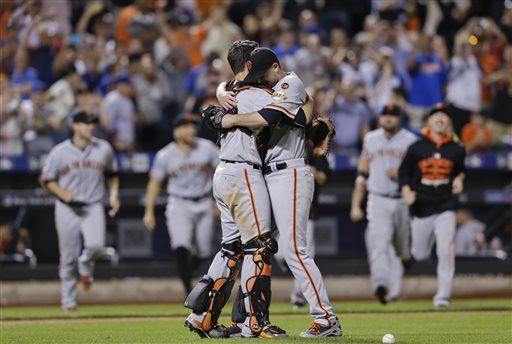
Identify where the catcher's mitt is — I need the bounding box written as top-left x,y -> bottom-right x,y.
307,115 -> 336,157
201,105 -> 226,130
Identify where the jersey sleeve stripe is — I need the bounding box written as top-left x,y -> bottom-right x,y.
265,104 -> 296,119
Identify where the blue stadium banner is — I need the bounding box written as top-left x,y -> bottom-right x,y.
0,152 -> 511,173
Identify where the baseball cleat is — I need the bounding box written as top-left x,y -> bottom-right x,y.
79,275 -> 93,291
184,314 -> 229,339
300,317 -> 343,338
63,306 -> 77,313
434,298 -> 451,308
226,322 -> 242,338
259,324 -> 288,338
375,285 -> 388,305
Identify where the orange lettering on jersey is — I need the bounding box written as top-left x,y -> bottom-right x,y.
418,157 -> 454,183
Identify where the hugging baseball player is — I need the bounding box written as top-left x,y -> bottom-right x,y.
350,104 -> 417,304
143,114 -> 218,295
184,40 -> 287,339
203,47 -> 341,338
399,103 -> 466,308
40,110 -> 120,312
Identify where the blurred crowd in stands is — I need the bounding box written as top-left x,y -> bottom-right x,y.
1,0 -> 511,156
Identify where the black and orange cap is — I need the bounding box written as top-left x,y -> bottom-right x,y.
380,103 -> 402,117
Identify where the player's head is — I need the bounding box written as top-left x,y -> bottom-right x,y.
426,103 -> 451,135
227,40 -> 259,75
243,47 -> 284,87
71,110 -> 97,141
173,113 -> 199,145
379,103 -> 402,133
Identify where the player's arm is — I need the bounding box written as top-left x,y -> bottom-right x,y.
143,151 -> 167,232
398,145 -> 416,205
350,154 -> 369,222
222,96 -> 314,129
216,81 -> 237,110
107,175 -> 120,217
452,148 -> 466,195
143,177 -> 161,232
44,181 -> 74,203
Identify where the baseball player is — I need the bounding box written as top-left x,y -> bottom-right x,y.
350,104 -> 417,304
399,103 -> 466,308
143,114 -> 218,295
184,41 -> 288,339
40,110 -> 120,312
213,47 -> 342,338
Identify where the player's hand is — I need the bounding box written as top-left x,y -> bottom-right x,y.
217,90 -> 237,110
452,176 -> 464,194
386,168 -> 398,181
403,189 -> 416,205
59,189 -> 74,203
201,105 -> 226,130
143,212 -> 156,232
108,196 -> 120,217
350,207 -> 364,222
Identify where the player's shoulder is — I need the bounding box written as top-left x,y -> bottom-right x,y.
48,140 -> 71,154
277,72 -> 304,90
398,128 -> 419,142
91,137 -> 114,150
235,85 -> 273,99
197,138 -> 219,151
364,128 -> 384,142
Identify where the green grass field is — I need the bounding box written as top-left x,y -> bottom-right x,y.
1,299 -> 511,343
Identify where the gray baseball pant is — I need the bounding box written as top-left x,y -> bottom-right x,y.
365,193 -> 410,299
55,201 -> 105,309
411,210 -> 456,303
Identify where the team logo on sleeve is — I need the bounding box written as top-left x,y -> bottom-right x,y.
272,91 -> 286,100
281,83 -> 289,89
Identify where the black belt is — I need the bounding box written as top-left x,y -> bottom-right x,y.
262,158 -> 309,175
371,192 -> 402,199
171,194 -> 209,202
221,159 -> 261,170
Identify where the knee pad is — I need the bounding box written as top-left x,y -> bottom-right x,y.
184,274 -> 213,313
243,233 -> 277,333
191,240 -> 243,332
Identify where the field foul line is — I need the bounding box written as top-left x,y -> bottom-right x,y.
2,310 -> 511,325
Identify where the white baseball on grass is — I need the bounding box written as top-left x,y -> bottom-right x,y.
382,333 -> 395,344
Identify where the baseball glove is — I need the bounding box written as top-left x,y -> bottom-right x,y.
201,105 -> 226,130
307,115 -> 336,157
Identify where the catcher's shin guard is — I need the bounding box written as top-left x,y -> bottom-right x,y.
231,286 -> 247,323
186,240 -> 242,332
243,232 -> 278,334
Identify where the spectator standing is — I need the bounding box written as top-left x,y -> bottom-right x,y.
446,42 -> 482,135
101,74 -> 136,152
407,33 -> 447,129
331,78 -> 371,150
461,113 -> 493,152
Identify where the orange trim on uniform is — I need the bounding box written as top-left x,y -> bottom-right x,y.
292,168 -> 330,319
421,127 -> 453,149
265,104 -> 296,119
234,85 -> 273,95
244,169 -> 261,237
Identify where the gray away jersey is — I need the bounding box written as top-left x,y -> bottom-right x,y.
263,72 -> 308,164
41,138 -> 118,204
219,86 -> 274,166
150,138 -> 219,198
362,128 -> 417,196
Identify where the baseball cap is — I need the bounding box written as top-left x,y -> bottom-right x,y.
243,47 -> 279,85
380,103 -> 402,117
72,110 -> 99,124
427,103 -> 450,118
173,113 -> 200,128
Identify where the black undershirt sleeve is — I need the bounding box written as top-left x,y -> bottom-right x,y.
258,108 -> 306,127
